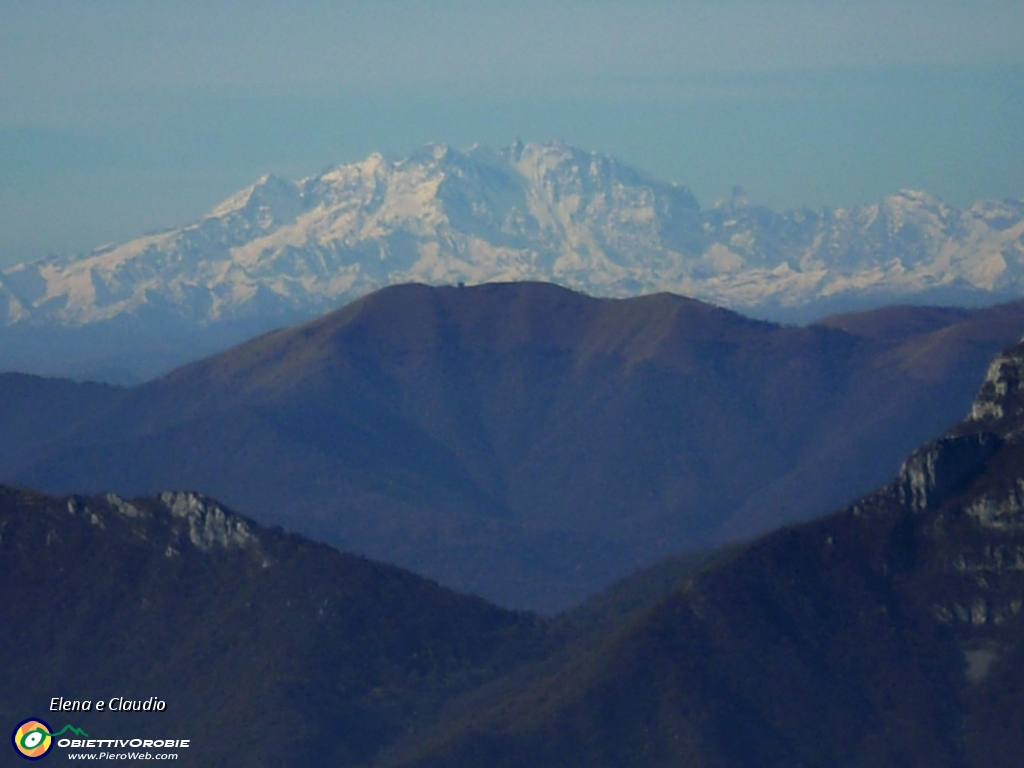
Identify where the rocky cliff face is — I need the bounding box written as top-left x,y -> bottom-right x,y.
897,434 -> 1001,512
895,338 -> 1024,515
64,490 -> 266,556
157,490 -> 262,553
969,342 -> 1024,424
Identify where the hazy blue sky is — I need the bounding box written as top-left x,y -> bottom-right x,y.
2,0 -> 1023,267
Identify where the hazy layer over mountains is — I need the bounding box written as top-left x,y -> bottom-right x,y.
2,142 -> 1023,381
6,333 -> 1024,767
5,282 -> 1024,611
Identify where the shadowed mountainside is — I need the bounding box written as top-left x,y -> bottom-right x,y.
378,339 -> 1024,768
0,486 -> 544,767
8,338 -> 1024,765
5,282 -> 1024,611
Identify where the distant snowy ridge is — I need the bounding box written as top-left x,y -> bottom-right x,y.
2,141 -> 1024,330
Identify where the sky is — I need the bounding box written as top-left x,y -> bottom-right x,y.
2,0 -> 1023,268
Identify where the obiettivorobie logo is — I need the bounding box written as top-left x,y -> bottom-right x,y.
12,719 -> 88,760
12,717 -> 191,761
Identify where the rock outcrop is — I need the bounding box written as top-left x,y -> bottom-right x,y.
159,490 -> 260,553
969,341 -> 1024,425
897,434 -> 1001,512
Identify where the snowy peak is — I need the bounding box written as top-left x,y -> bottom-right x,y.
206,174 -> 305,231
2,142 -> 1023,334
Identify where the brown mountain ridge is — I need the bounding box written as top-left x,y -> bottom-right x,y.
4,282 -> 1024,610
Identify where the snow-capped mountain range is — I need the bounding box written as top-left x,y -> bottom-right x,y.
2,141 -> 1023,379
